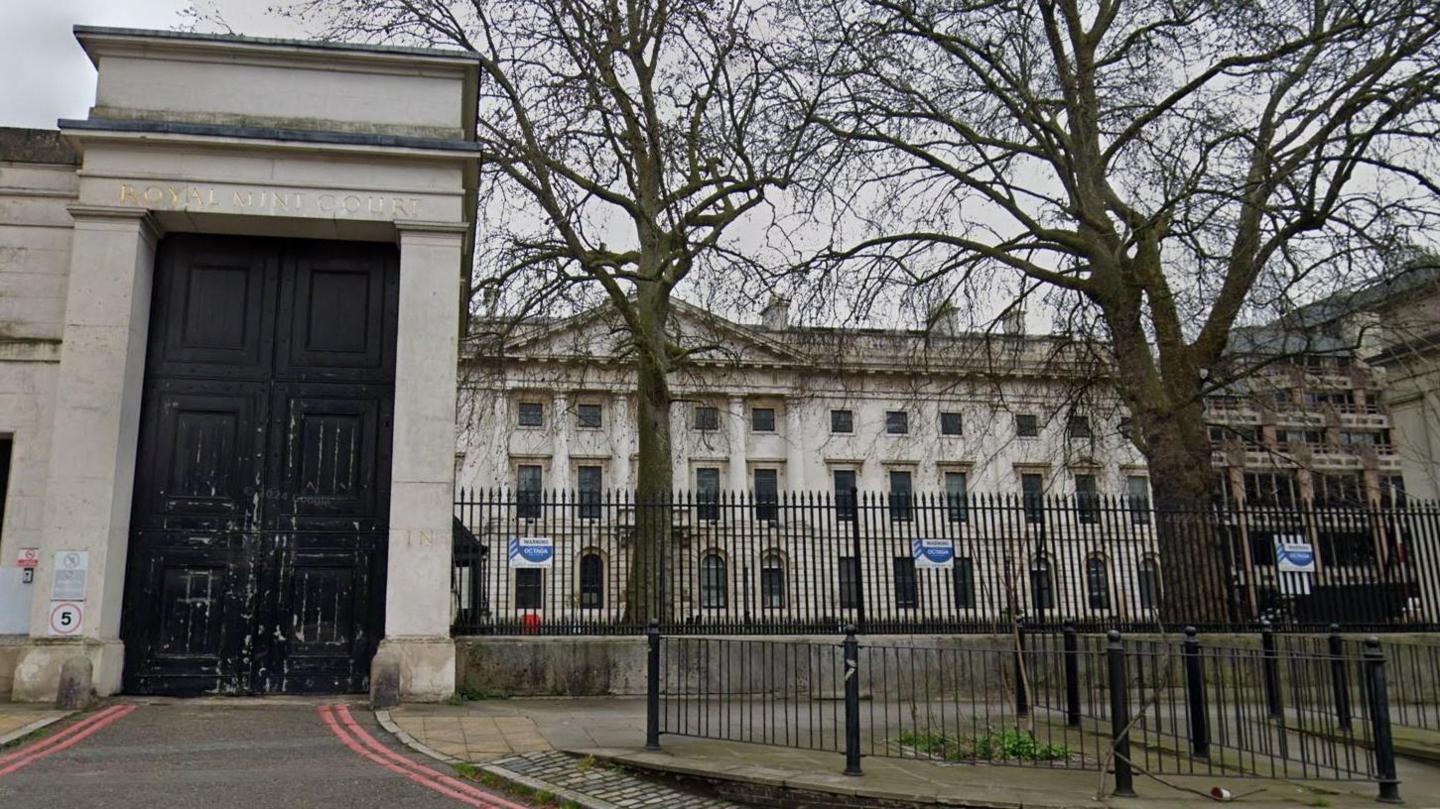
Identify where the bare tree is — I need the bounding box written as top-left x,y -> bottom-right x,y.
283,0 -> 822,619
797,0 -> 1440,620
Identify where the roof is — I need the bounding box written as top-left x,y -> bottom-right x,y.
72,25 -> 483,64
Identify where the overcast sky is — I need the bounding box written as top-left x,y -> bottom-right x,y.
0,0 -> 299,130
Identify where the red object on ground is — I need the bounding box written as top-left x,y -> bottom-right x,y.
521,613 -> 542,634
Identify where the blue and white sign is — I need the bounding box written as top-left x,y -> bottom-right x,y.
913,539 -> 955,570
1275,538 -> 1316,573
509,536 -> 554,569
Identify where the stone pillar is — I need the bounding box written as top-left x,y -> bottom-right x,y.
13,206 -> 158,702
785,400 -> 806,493
611,393 -> 632,490
377,221 -> 466,701
726,395 -> 748,493
552,392 -> 571,491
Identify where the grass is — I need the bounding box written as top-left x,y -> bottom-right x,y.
898,728 -> 1072,762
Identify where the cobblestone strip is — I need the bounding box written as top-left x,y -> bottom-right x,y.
485,750 -> 743,809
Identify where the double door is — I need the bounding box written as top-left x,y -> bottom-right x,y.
123,234 -> 398,694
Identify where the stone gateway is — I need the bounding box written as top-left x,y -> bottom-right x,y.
0,26 -> 481,702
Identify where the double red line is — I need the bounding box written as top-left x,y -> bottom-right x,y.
0,704 -> 137,777
318,704 -> 530,809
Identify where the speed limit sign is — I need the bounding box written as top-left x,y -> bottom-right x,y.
47,601 -> 84,636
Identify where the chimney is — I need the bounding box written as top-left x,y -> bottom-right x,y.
1002,307 -> 1026,336
761,296 -> 790,330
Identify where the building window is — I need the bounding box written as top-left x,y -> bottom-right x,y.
761,552 -> 786,609
752,407 -> 776,433
1126,475 -> 1150,525
1085,555 -> 1111,611
696,467 -> 721,521
1030,558 -> 1054,612
889,469 -> 913,521
1138,558 -> 1161,610
831,409 -> 853,434
0,437 -> 10,537
518,401 -> 544,427
1021,473 -> 1044,524
515,568 -> 543,610
576,403 -> 602,429
579,552 -> 604,609
945,471 -> 968,523
701,553 -> 727,608
517,464 -> 543,520
1243,472 -> 1297,509
694,405 -> 720,431
1067,415 -> 1092,439
839,556 -> 861,609
953,557 -> 975,609
1315,472 -> 1363,508
1381,475 -> 1407,509
577,466 -> 603,519
893,557 -> 918,609
1016,414 -> 1039,437
940,411 -> 963,436
885,410 -> 909,435
1075,474 -> 1099,524
754,468 -> 779,522
833,469 -> 857,522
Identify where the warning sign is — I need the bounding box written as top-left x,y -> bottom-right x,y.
15,547 -> 39,568
48,601 -> 84,636
51,550 -> 88,601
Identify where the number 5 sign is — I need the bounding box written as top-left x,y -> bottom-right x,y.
48,601 -> 84,637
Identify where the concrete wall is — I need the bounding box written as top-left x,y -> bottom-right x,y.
0,130 -> 78,638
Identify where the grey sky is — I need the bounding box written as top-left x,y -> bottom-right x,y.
0,0 -> 299,131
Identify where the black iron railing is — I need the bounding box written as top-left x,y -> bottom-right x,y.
645,625 -> 1401,801
451,489 -> 1440,635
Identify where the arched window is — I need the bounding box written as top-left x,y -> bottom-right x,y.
1030,558 -> 1054,612
579,551 -> 604,610
1138,558 -> 1161,610
1085,555 -> 1111,611
701,552 -> 727,609
761,552 -> 786,609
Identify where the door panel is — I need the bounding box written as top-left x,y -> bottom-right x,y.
124,234 -> 397,696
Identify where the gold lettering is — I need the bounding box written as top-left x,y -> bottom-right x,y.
118,184 -> 138,205
270,191 -> 289,211
142,186 -> 165,205
187,187 -> 205,207
392,197 -> 418,218
318,194 -> 336,213
168,187 -> 186,209
343,195 -> 362,214
367,196 -> 384,215
233,190 -> 255,208
206,188 -> 218,207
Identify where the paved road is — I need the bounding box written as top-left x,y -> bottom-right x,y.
0,698 -> 533,809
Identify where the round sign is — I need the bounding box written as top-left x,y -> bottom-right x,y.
49,602 -> 83,636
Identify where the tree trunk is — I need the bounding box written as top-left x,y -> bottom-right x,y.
1135,397 -> 1237,627
626,285 -> 674,626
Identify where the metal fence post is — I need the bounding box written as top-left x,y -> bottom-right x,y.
1261,620 -> 1282,719
1106,630 -> 1136,797
1063,624 -> 1081,727
843,626 -> 863,776
1363,637 -> 1401,803
1014,618 -> 1030,717
849,488 -> 866,634
1328,624 -> 1352,732
645,620 -> 661,751
1182,626 -> 1209,757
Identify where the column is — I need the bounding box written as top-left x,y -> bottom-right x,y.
611,393 -> 632,490
552,392 -> 571,491
785,399 -> 806,493
13,206 -> 158,701
726,395 -> 748,493
378,221 -> 466,700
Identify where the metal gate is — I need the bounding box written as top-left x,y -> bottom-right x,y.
122,234 -> 398,695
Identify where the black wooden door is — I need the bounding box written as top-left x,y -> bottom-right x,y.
122,234 -> 398,695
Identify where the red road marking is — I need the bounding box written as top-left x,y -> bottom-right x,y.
318,705 -> 528,809
0,704 -> 136,778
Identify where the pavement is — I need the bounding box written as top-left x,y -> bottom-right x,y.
0,698 -> 537,808
387,696 -> 1440,808
0,704 -> 69,748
